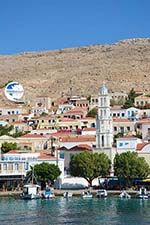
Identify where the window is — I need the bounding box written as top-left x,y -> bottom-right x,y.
102,135 -> 104,147
114,127 -> 117,131
119,142 -> 123,147
3,163 -> 7,170
127,127 -> 130,131
15,163 -> 19,171
122,113 -> 125,117
120,127 -> 124,133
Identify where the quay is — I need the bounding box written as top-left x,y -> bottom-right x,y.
0,190 -> 137,197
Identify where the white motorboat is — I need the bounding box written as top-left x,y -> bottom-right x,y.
21,184 -> 41,199
41,187 -> 55,199
96,189 -> 107,198
136,187 -> 149,199
63,192 -> 73,198
120,190 -> 131,199
82,191 -> 93,198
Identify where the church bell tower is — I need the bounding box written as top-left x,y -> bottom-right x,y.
96,84 -> 113,149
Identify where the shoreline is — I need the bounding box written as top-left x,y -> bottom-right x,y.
0,190 -> 137,197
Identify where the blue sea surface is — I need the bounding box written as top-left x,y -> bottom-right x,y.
0,197 -> 150,225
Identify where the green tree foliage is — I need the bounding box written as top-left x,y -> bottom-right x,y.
0,125 -> 14,136
69,152 -> 111,186
87,107 -> 98,118
1,142 -> 18,153
114,152 -> 150,186
123,88 -> 137,109
33,162 -> 61,185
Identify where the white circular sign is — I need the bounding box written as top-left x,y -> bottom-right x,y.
4,81 -> 24,102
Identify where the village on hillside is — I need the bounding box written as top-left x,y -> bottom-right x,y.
0,82 -> 150,191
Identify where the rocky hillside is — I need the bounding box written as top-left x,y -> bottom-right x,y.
0,38 -> 150,105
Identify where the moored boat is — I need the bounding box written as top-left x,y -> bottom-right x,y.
63,192 -> 73,198
82,191 -> 93,198
120,190 -> 131,199
21,168 -> 41,200
96,189 -> 107,198
136,187 -> 149,199
21,184 -> 41,199
41,187 -> 55,199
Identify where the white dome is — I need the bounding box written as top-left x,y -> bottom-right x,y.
100,83 -> 108,95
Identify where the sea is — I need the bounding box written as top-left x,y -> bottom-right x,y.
0,196 -> 150,225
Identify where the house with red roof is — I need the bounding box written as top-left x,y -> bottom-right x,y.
17,133 -> 51,152
0,150 -> 64,190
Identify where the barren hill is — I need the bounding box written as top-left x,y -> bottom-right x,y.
0,38 -> 150,104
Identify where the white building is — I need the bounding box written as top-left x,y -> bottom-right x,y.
96,84 -> 113,149
116,137 -> 142,153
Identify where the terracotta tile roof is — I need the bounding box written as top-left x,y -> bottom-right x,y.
135,95 -> 150,100
10,121 -> 26,125
137,119 -> 150,124
60,135 -> 96,142
60,118 -> 77,122
18,134 -> 48,139
5,150 -> 19,154
75,144 -> 92,150
59,144 -> 92,151
113,118 -> 131,122
63,107 -> 87,115
37,150 -> 56,160
118,136 -> 138,140
82,128 -> 96,131
136,143 -> 148,151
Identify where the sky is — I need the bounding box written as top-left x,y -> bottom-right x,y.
0,0 -> 150,54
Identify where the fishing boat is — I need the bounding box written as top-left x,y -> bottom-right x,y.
41,187 -> 55,199
136,187 -> 149,199
21,168 -> 41,200
120,190 -> 131,199
21,184 -> 41,199
96,189 -> 107,198
82,191 -> 93,198
63,192 -> 73,198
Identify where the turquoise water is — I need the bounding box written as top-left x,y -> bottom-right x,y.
0,197 -> 150,225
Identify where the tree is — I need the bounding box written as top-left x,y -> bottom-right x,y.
1,142 -> 18,153
0,125 -> 14,136
87,107 -> 98,118
33,162 -> 61,186
69,152 -> 111,186
114,152 -> 150,187
123,88 -> 137,109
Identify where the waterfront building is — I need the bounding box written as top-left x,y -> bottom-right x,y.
0,150 -> 64,190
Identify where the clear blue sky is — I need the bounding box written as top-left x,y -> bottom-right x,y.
0,0 -> 150,54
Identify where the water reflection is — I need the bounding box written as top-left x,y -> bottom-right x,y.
0,197 -> 150,225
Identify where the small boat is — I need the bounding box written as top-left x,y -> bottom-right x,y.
120,190 -> 131,199
21,167 -> 41,200
82,191 -> 93,198
96,189 -> 107,198
136,187 -> 149,199
21,184 -> 41,200
41,187 -> 55,199
63,192 -> 73,198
